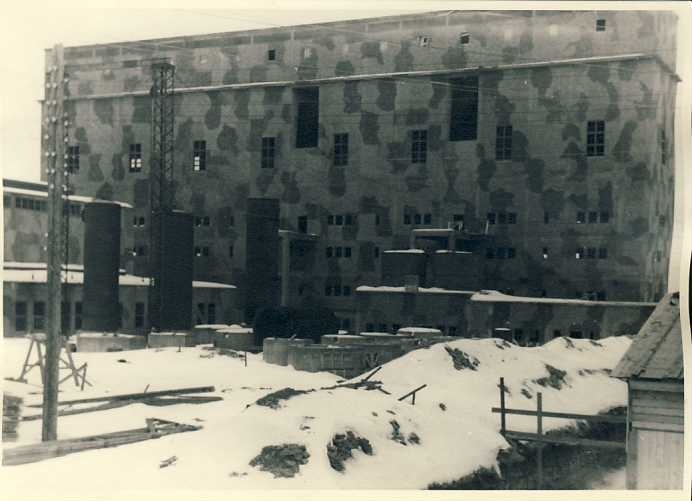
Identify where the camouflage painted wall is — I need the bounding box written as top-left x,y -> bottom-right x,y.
45,10 -> 678,327
356,289 -> 655,341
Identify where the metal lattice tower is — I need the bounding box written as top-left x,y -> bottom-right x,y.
148,61 -> 176,331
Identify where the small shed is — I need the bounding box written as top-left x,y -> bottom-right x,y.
612,292 -> 685,490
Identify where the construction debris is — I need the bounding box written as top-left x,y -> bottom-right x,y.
160,455 -> 178,468
445,346 -> 480,371
3,394 -> 23,442
26,385 -> 215,408
533,364 -> 569,390
255,388 -> 313,409
3,418 -> 201,466
327,431 -> 373,472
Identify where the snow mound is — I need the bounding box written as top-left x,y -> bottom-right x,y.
0,335 -> 631,491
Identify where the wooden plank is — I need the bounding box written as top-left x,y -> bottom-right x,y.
632,420 -> 684,433
631,404 -> 684,418
503,430 -> 625,449
26,385 -> 216,408
631,412 -> 683,426
492,407 -> 626,423
630,380 -> 683,393
2,419 -> 201,466
21,400 -> 132,421
632,389 -> 684,405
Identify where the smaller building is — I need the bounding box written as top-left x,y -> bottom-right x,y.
2,262 -> 239,337
612,292 -> 684,490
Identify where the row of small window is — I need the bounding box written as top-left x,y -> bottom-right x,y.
403,213 -> 432,225
324,284 -> 353,297
485,246 -> 609,260
6,196 -> 82,216
363,322 -> 459,336
195,302 -> 217,325
129,245 -> 235,259
495,121 -> 605,161
327,214 -> 356,226
326,246 -> 352,259
13,301 -> 82,332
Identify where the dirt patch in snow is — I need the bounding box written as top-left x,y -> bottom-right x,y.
444,347 -> 480,371
494,339 -> 513,350
255,387 -> 313,409
327,431 -> 373,472
249,443 -> 310,478
389,420 -> 421,446
533,364 -> 569,390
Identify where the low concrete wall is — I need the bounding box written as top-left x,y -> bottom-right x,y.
262,338 -> 313,366
192,324 -> 228,345
76,333 -> 146,352
214,328 -> 255,351
148,332 -> 196,348
287,342 -> 405,378
321,334 -> 373,345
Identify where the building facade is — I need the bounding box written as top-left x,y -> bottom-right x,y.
44,10 -> 679,328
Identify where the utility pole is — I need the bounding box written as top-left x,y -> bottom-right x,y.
148,61 -> 176,331
42,44 -> 67,442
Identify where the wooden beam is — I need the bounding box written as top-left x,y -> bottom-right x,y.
492,407 -> 626,424
502,430 -> 625,449
26,385 -> 215,408
3,419 -> 200,466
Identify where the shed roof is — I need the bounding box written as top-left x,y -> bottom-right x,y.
612,293 -> 683,381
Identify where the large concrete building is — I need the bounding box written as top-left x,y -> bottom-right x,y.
41,10 -> 678,330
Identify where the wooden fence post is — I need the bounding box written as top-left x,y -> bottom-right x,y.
499,377 -> 506,435
536,391 -> 543,489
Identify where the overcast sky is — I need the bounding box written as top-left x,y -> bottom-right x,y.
0,2 -> 689,292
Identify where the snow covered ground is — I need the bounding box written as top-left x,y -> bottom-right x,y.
1,335 -> 631,493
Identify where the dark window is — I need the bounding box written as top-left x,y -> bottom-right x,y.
459,33 -> 470,45
576,247 -> 584,259
295,87 -> 319,148
325,285 -> 333,296
486,248 -> 495,259
345,214 -> 354,225
487,212 -> 496,225
333,285 -> 342,297
660,128 -> 667,164
208,303 -> 216,324
344,247 -> 352,258
600,211 -> 610,223
333,133 -> 349,166
449,76 -> 478,141
597,291 -> 607,301
598,247 -> 608,259
267,49 -> 276,61
195,246 -> 210,257
542,247 -> 549,259
327,215 -> 334,225
414,214 -> 422,225
335,215 -> 344,226
33,301 -> 45,330
553,330 -> 562,338
404,214 -> 412,225
374,247 -> 380,259
261,137 -> 276,169
416,35 -> 431,47
586,120 -> 605,157
61,302 -> 71,331
507,248 -> 516,259
508,213 -> 517,224
375,214 -> 381,226
135,302 -> 145,328
195,216 -> 210,227
298,216 -> 308,233
423,213 -> 432,225
133,216 -> 146,227
495,125 -> 512,160
343,286 -> 352,296
67,145 -> 80,172
229,245 -> 234,258
366,323 -> 375,331
543,211 -> 550,224
193,140 -> 207,171
196,303 -> 206,325
379,323 -> 388,332
498,212 -> 507,224
335,247 -> 343,258
576,212 -> 586,224
4,195 -> 10,208
588,211 -> 598,223
15,197 -> 21,208
326,247 -> 333,258
570,330 -> 583,339
75,302 -> 82,330
411,129 -> 428,163
392,323 -> 401,333
129,144 -> 142,172
497,247 -> 507,259
587,247 -> 597,259
596,19 -> 606,32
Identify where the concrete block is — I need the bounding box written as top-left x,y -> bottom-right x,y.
263,337 -> 313,365
192,324 -> 228,345
148,331 -> 196,348
76,332 -> 147,352
214,326 -> 255,351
